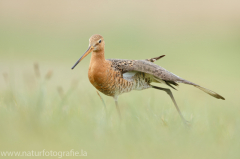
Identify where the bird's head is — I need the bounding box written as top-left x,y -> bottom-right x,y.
71,34 -> 104,69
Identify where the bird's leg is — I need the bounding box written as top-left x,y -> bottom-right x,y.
114,96 -> 121,119
152,85 -> 189,124
96,91 -> 107,112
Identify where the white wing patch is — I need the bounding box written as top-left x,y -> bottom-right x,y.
123,71 -> 137,80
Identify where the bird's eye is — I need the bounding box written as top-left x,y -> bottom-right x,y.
99,39 -> 101,43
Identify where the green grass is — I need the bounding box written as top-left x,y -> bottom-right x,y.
1,16 -> 240,159
0,56 -> 240,159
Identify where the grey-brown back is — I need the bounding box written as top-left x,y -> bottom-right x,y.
107,58 -> 225,100
108,59 -> 193,84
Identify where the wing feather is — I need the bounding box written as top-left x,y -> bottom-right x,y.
107,58 -> 225,100
108,59 -> 193,84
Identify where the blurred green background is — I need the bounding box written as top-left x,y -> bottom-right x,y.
0,0 -> 240,158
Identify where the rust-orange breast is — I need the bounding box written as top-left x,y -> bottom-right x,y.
88,60 -> 130,96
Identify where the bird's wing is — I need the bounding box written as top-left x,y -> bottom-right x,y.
107,58 -> 225,100
145,55 -> 165,62
107,58 -> 193,85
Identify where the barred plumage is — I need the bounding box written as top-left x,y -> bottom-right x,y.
72,34 -> 225,123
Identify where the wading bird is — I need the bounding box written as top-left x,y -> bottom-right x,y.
71,34 -> 225,123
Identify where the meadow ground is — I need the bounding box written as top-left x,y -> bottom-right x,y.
1,0 -> 240,158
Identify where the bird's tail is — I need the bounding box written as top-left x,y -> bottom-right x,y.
194,85 -> 225,100
178,79 -> 225,100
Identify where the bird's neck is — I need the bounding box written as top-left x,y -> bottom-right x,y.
89,50 -> 106,67
88,49 -> 108,85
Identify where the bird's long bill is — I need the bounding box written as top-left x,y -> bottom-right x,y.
71,46 -> 93,69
